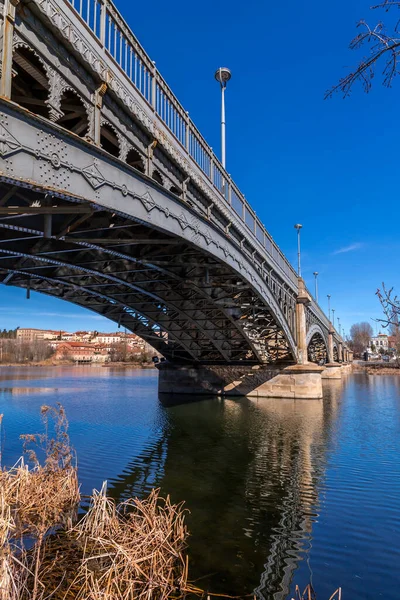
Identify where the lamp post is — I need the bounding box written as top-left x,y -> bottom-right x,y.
313,272 -> 319,303
294,224 -> 302,277
215,67 -> 231,169
327,294 -> 331,321
332,309 -> 335,328
338,318 -> 341,336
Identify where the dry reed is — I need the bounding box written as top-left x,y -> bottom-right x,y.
0,405 -> 192,600
35,484 -> 189,600
0,405 -> 80,600
292,585 -> 342,600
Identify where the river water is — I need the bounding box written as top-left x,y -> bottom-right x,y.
0,366 -> 399,599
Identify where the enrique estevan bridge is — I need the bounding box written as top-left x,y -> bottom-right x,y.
0,0 -> 352,398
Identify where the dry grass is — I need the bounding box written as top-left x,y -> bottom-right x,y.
0,460 -> 79,537
0,405 -> 80,600
0,405 -> 192,600
36,485 -> 189,600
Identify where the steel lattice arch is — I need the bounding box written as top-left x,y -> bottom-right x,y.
0,0 -> 348,367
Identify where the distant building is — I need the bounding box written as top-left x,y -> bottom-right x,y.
16,328 -> 48,342
15,327 -> 155,357
368,333 -> 389,352
42,330 -> 62,340
60,332 -> 77,342
54,342 -> 109,363
95,333 -> 123,345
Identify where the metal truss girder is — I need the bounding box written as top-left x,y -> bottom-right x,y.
1,268 -> 197,362
0,224 -> 279,363
0,193 -> 296,363
0,248 -> 239,361
0,232 -> 265,361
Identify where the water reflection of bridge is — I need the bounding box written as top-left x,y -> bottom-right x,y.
108,384 -> 343,598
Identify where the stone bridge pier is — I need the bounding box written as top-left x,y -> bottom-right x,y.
158,279 -> 325,400
321,325 -> 343,380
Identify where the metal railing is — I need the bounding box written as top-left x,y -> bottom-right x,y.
65,0 -> 299,288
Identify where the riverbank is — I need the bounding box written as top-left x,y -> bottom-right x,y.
0,360 -> 156,368
353,361 -> 400,375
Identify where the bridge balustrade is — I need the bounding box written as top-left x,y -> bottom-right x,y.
62,0 -> 299,288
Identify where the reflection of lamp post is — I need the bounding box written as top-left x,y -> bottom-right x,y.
294,224 -> 302,277
332,309 -> 335,328
215,67 -> 231,169
313,271 -> 319,303
327,294 -> 331,321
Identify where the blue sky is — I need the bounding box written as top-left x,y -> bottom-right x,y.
1,0 -> 398,337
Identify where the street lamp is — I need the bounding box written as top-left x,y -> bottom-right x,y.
313,272 -> 319,303
338,318 -> 341,336
332,309 -> 335,328
215,67 -> 231,169
294,224 -> 302,277
327,294 -> 331,321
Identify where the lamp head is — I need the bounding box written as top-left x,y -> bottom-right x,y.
294,223 -> 302,230
215,67 -> 231,87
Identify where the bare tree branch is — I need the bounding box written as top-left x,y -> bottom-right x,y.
327,2 -> 400,97
376,283 -> 400,328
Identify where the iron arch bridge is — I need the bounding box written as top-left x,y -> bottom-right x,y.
0,0 -> 347,366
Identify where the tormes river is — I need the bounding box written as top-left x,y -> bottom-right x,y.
0,366 -> 399,599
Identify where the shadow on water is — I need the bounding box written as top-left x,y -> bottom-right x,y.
158,392 -> 218,408
108,383 -> 344,599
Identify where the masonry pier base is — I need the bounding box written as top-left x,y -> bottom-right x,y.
157,362 -> 325,400
321,362 -> 342,380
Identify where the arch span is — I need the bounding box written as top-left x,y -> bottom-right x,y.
332,343 -> 339,363
0,102 -> 299,365
307,324 -> 329,364
306,323 -> 329,350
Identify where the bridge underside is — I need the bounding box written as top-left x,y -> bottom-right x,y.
307,332 -> 328,364
0,182 -> 295,365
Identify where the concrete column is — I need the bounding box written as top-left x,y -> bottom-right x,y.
0,0 -> 20,99
338,342 -> 343,363
296,278 -> 311,365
